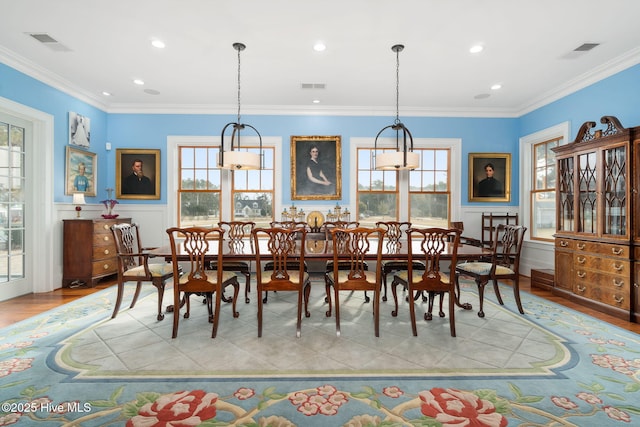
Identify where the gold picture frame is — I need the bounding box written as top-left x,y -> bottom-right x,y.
115,149 -> 161,200
291,135 -> 342,200
65,146 -> 97,196
468,153 -> 511,202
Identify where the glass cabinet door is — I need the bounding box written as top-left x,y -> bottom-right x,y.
577,152 -> 597,234
557,157 -> 574,232
603,145 -> 627,236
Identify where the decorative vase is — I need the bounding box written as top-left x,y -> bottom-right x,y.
101,199 -> 119,219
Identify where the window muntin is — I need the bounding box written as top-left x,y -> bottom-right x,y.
409,149 -> 450,227
231,148 -> 274,228
530,137 -> 559,240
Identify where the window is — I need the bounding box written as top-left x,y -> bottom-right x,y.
231,148 -> 274,228
176,145 -> 274,227
531,138 -> 559,240
520,122 -> 569,243
356,147 -> 451,227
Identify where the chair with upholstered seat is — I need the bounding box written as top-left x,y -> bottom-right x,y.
166,227 -> 240,338
376,221 -> 425,302
252,226 -> 311,337
110,223 -> 179,321
390,227 -> 461,337
213,221 -> 255,304
325,226 -> 385,337
454,224 -> 527,318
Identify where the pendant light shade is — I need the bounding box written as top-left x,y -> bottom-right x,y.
374,44 -> 419,170
218,42 -> 263,170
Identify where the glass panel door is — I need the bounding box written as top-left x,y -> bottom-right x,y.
577,152 -> 597,234
557,157 -> 574,232
603,145 -> 626,236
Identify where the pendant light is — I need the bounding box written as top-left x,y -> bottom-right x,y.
218,42 -> 263,170
374,44 -> 419,170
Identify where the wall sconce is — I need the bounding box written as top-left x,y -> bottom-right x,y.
72,192 -> 86,218
218,42 -> 263,170
374,44 -> 419,170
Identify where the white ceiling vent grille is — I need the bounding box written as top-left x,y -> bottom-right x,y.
574,43 -> 599,52
301,83 -> 326,89
28,33 -> 72,52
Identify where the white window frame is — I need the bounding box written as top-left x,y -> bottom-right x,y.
350,137 -> 461,223
519,121 -> 570,244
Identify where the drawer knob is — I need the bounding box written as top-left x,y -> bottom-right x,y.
613,279 -> 624,287
611,247 -> 623,255
612,263 -> 623,272
103,224 -> 109,230
577,256 -> 585,264
613,295 -> 624,304
576,285 -> 586,293
577,271 -> 586,278
560,241 -> 568,247
103,264 -> 110,270
577,243 -> 585,250
103,249 -> 110,255
104,236 -> 110,242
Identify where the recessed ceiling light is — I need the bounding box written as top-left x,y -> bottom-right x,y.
151,39 -> 166,49
491,84 -> 502,90
133,79 -> 145,85
313,42 -> 326,52
102,91 -> 112,96
469,45 -> 484,54
312,99 -> 320,104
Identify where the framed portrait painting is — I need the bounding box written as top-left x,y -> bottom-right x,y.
65,146 -> 97,196
291,135 -> 341,200
115,149 -> 161,200
69,111 -> 91,147
468,153 -> 511,202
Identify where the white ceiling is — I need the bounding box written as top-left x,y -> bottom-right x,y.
2,0 -> 640,116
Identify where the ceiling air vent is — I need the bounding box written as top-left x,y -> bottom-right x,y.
301,83 -> 326,89
574,43 -> 599,52
28,33 -> 72,52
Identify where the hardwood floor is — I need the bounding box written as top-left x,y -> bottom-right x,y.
1,275 -> 639,333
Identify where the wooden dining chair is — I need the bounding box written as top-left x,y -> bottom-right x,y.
454,224 -> 527,318
376,221 -> 425,302
325,226 -> 385,337
215,221 -> 255,303
110,223 -> 178,321
252,226 -> 311,338
262,221 -> 308,303
166,227 -> 240,338
390,227 -> 461,337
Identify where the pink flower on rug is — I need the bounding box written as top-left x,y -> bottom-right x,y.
576,392 -> 602,405
419,388 -> 507,427
383,386 -> 404,398
0,358 -> 33,377
591,354 -> 640,377
126,390 -> 217,427
258,415 -> 295,427
234,387 -> 255,400
551,396 -> 578,410
603,406 -> 631,422
297,401 -> 320,416
0,412 -> 21,425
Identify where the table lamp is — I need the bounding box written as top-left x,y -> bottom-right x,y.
72,192 -> 86,218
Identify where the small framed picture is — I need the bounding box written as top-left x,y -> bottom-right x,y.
115,149 -> 161,200
69,112 -> 91,147
291,135 -> 342,200
468,153 -> 511,202
65,146 -> 97,196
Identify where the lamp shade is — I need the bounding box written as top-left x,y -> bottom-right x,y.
72,193 -> 86,205
376,151 -> 420,170
217,151 -> 261,170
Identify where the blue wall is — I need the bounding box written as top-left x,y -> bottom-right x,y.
2,61 -> 639,207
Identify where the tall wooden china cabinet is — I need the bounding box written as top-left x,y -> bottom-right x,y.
552,116 -> 638,322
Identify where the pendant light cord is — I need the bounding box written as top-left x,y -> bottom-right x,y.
236,45 -> 242,124
395,46 -> 400,126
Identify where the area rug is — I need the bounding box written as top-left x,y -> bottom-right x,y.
1,282 -> 639,426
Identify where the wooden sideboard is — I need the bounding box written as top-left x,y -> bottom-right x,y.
62,217 -> 131,287
552,116 -> 638,322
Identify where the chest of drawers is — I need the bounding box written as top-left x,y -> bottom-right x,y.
62,218 -> 131,287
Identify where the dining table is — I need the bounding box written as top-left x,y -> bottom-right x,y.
149,237 -> 491,311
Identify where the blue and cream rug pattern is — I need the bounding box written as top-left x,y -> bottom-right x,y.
1,280 -> 639,426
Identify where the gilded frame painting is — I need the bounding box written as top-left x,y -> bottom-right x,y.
468,153 -> 511,202
65,146 -> 97,196
291,135 -> 341,200
115,149 -> 161,200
